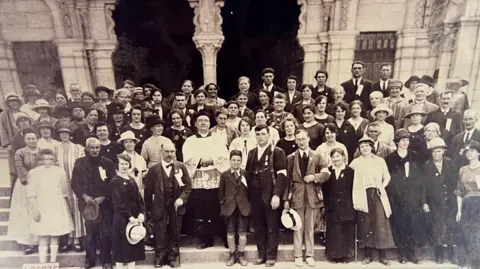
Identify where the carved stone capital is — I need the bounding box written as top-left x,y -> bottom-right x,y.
189,0 -> 225,36
297,0 -> 307,35
57,0 -> 75,38
340,0 -> 351,30
105,3 -> 116,40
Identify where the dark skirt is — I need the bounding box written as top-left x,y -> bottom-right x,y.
357,188 -> 395,249
112,214 -> 145,263
389,205 -> 426,248
426,201 -> 460,246
460,197 -> 480,264
183,188 -> 225,236
325,219 -> 355,259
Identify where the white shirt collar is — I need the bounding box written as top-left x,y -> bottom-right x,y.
441,107 -> 450,114
299,149 -> 309,157
263,83 -> 274,92
352,77 -> 363,84
231,168 -> 241,174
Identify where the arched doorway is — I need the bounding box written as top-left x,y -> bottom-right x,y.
217,0 -> 303,99
112,0 -> 203,93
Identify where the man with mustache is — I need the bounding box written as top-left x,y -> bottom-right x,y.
425,91 -> 463,146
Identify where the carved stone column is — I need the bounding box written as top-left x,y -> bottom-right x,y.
327,31 -> 357,86
0,40 -> 22,106
436,23 -> 458,90
189,0 -> 225,85
56,39 -> 93,95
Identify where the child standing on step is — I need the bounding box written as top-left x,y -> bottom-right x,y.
27,148 -> 73,263
219,150 -> 251,266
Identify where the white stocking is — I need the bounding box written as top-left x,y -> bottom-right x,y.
115,262 -> 124,269
126,262 -> 135,269
38,236 -> 48,264
49,236 -> 59,263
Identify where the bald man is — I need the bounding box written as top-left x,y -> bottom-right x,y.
451,109 -> 480,168
71,137 -> 116,269
144,142 -> 192,268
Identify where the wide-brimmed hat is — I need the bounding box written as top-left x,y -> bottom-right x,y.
68,101 -> 85,113
33,99 -> 54,112
118,130 -> 140,144
107,102 -> 125,115
83,202 -> 100,223
126,222 -> 146,245
145,114 -> 165,129
56,123 -> 72,134
358,136 -> 375,147
403,108 -> 427,119
420,75 -> 434,86
404,75 -> 421,89
281,209 -> 302,231
427,137 -> 447,151
36,121 -> 55,131
95,86 -> 114,94
4,92 -> 21,104
14,112 -> 30,123
387,79 -> 403,90
446,76 -> 469,87
370,104 -> 393,118
394,128 -> 411,142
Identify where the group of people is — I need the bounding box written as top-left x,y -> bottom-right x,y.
1,61 -> 480,269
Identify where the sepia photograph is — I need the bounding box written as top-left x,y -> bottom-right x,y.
0,0 -> 479,268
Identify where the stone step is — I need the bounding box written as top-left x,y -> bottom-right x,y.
0,197 -> 9,209
0,188 -> 10,198
0,245 -> 455,268
0,221 -> 7,236
0,235 -> 20,251
0,208 -> 9,222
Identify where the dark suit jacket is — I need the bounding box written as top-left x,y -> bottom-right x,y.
254,85 -> 285,97
425,108 -> 463,145
143,161 -> 192,220
312,85 -> 334,103
238,107 -> 254,120
283,149 -> 330,209
372,79 -> 391,98
451,128 -> 480,168
285,90 -> 302,112
245,145 -> 287,207
341,78 -> 373,110
219,169 -> 251,217
232,92 -> 259,110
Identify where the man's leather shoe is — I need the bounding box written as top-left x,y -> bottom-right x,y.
238,252 -> 248,266
83,261 -> 95,269
265,259 -> 276,267
154,257 -> 165,268
102,263 -> 114,269
362,257 -> 372,264
24,246 -> 38,255
379,258 -> 391,266
169,259 -> 180,268
253,258 -> 266,265
226,252 -> 236,266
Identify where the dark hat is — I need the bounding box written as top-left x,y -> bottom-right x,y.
387,79 -> 403,90
420,75 -> 434,86
68,101 -> 85,113
191,109 -> 213,124
56,122 -> 72,134
52,106 -> 71,118
463,141 -> 480,153
83,202 -> 100,223
107,102 -> 125,115
394,128 -> 411,142
145,114 -> 165,129
358,136 -> 375,146
95,86 -> 113,94
36,120 -> 55,131
142,106 -> 157,114
142,83 -> 158,90
404,75 -> 421,89
23,85 -> 40,96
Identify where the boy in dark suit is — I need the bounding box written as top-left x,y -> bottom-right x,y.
219,150 -> 251,266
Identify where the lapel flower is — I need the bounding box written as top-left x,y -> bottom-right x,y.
174,135 -> 179,141
99,167 -> 107,181
435,172 -> 439,176
241,175 -> 248,187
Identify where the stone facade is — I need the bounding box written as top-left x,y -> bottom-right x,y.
0,0 -> 479,108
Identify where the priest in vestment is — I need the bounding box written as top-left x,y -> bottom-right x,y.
182,110 -> 229,249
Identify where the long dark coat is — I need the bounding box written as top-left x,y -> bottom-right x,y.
111,175 -> 146,263
423,157 -> 459,245
385,150 -> 426,248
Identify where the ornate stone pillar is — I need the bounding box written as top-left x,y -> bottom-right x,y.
436,23 -> 458,90
0,40 -> 22,108
189,0 -> 225,85
56,39 -> 93,95
327,30 -> 357,86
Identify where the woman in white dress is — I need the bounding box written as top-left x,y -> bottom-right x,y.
36,121 -> 60,151
118,130 -> 147,196
316,123 -> 349,165
27,148 -> 73,263
250,110 -> 280,145
229,118 -> 256,168
54,124 -> 85,252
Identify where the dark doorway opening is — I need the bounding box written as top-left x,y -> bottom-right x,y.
112,0 -> 202,94
218,0 -> 303,99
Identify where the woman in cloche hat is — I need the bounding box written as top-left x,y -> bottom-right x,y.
110,154 -> 146,269
446,76 -> 470,115
322,147 -> 355,263
36,121 -> 60,152
54,123 -> 87,253
118,130 -> 146,196
386,129 -> 426,264
456,141 -> 480,268
422,137 -> 459,264
370,104 -> 396,151
404,108 -> 428,158
32,99 -> 58,128
349,136 -> 395,265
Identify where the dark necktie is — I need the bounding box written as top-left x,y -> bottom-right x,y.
166,163 -> 173,169
302,152 -> 307,159
354,79 -> 358,88
382,81 -> 386,91
465,132 -> 471,143
243,140 -> 248,156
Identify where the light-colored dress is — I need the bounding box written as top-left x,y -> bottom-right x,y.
141,135 -> 172,167
54,142 -> 86,239
122,150 -> 147,196
8,147 -> 39,245
37,137 -> 60,151
27,165 -> 73,236
250,126 -> 280,145
315,141 -> 349,165
229,135 -> 257,168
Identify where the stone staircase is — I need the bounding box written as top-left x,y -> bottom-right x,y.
0,183 -> 457,268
